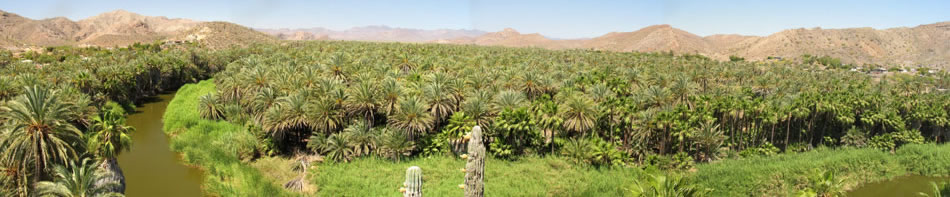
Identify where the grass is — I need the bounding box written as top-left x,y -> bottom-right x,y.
163,79 -> 294,196
311,156 -> 643,196
694,144 -> 950,196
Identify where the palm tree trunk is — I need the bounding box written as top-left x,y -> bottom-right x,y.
98,158 -> 126,194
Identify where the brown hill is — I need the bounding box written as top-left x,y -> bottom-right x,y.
170,22 -> 277,49
0,9 -> 270,48
439,23 -> 950,67
442,28 -> 584,49
583,25 -> 711,54
722,23 -> 950,66
74,9 -> 198,45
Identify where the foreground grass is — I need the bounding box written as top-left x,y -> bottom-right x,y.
694,144 -> 950,196
312,156 -> 642,196
164,80 -> 293,196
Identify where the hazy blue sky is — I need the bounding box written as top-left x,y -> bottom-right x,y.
1,0 -> 948,38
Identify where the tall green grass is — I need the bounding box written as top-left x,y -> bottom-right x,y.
163,80 -> 294,196
694,144 -> 950,196
312,156 -> 642,196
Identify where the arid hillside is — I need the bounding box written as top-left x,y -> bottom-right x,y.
440,23 -> 950,67
0,9 -> 273,48
2,9 -> 947,66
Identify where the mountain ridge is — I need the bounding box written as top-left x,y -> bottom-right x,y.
1,9 -> 947,67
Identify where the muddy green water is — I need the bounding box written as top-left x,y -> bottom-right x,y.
846,175 -> 949,196
116,93 -> 204,197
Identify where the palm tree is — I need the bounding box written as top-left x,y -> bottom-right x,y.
197,93 -> 223,120
319,133 -> 354,162
558,92 -> 598,136
34,158 -> 124,197
388,96 -> 434,140
308,97 -> 345,134
86,104 -> 134,194
493,90 -> 526,111
342,121 -> 376,157
376,128 -> 414,161
422,81 -> 456,125
629,172 -> 709,197
0,86 -> 82,188
344,82 -> 379,125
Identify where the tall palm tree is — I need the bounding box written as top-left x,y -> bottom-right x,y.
345,82 -> 379,125
0,86 -> 82,189
558,92 -> 598,136
388,96 -> 434,140
34,158 -> 124,197
86,105 -> 134,194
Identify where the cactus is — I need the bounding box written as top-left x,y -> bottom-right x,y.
402,166 -> 423,197
464,126 -> 485,197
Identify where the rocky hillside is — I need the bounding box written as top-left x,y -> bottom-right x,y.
169,22 -> 277,49
440,23 -> 950,67
0,9 -> 272,48
439,28 -> 585,49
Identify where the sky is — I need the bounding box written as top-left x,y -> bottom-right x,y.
1,0 -> 948,39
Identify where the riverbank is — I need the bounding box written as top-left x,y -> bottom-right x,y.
693,144 -> 950,196
163,80 -> 292,196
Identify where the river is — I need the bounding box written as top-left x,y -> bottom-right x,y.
116,93 -> 204,197
847,175 -> 949,196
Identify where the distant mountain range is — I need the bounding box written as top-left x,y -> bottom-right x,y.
1,9 -> 948,67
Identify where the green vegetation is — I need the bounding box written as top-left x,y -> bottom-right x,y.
1,38 -> 948,196
34,158 -> 123,197
0,44 -> 240,196
921,181 -> 950,197
313,156 -> 641,196
163,80 -> 292,196
630,172 -> 709,197
695,143 -> 950,196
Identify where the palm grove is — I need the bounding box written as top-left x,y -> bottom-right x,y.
0,39 -> 948,196
200,41 -> 949,168
0,44 -> 242,196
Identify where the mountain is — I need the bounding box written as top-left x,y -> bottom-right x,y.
170,22 -> 277,49
257,25 -> 486,42
1,9 -> 947,66
583,25 -> 711,54
442,23 -> 950,67
0,9 -> 271,48
440,28 -> 585,49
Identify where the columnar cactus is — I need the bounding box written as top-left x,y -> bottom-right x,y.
463,126 -> 485,197
402,166 -> 423,197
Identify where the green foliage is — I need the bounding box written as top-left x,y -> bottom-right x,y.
695,143 -> 950,196
162,80 -> 292,196
919,182 -> 950,197
34,158 -> 124,197
629,171 -> 709,197
0,86 -> 82,192
795,170 -> 847,197
87,102 -> 134,160
739,142 -> 780,157
729,55 -> 745,62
